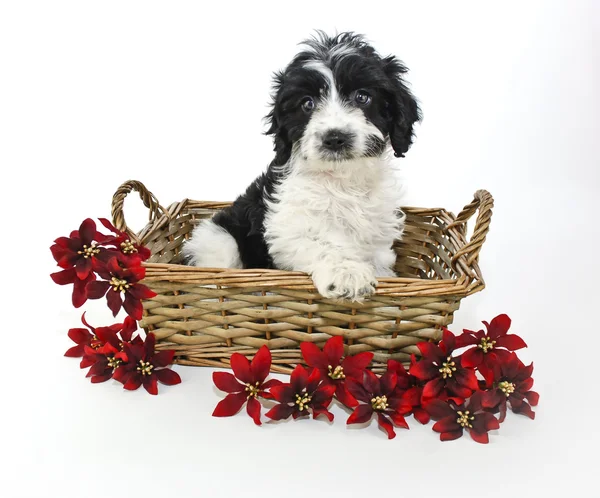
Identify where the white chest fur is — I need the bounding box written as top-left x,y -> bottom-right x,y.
264,157 -> 403,299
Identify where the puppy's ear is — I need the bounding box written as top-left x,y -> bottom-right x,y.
264,71 -> 291,165
383,56 -> 421,158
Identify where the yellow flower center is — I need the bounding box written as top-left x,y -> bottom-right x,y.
91,335 -> 101,349
478,337 -> 496,353
137,360 -> 154,376
456,410 -> 474,428
328,364 -> 345,380
498,381 -> 515,397
295,392 -> 312,411
77,244 -> 100,259
107,356 -> 121,369
439,356 -> 457,379
371,395 -> 389,411
120,240 -> 138,254
110,277 -> 131,293
245,381 -> 260,399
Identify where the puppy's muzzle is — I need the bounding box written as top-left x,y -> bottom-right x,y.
321,129 -> 353,153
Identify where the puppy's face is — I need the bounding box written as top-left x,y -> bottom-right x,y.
266,32 -> 421,169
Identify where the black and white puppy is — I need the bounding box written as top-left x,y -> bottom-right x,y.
183,32 -> 420,300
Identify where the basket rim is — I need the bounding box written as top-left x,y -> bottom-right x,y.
112,183 -> 492,299
138,200 -> 485,298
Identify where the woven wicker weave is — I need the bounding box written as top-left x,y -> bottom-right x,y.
111,180 -> 493,373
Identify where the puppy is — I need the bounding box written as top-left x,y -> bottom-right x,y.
183,32 -> 420,300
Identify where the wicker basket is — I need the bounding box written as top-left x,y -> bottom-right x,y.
110,180 -> 493,373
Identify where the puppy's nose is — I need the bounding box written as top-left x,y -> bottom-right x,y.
322,130 -> 352,151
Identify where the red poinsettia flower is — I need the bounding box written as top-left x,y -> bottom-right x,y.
265,366 -> 336,422
50,218 -> 112,279
300,336 -> 373,408
112,333 -> 181,395
457,314 -> 527,384
346,369 -> 409,439
79,316 -> 141,383
212,346 -> 282,425
425,391 -> 500,444
64,312 -> 113,357
86,257 -> 156,319
409,330 -> 478,404
98,218 -> 151,266
50,268 -> 96,308
387,359 -> 430,424
481,352 -> 539,422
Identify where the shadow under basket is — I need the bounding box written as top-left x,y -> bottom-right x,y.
111,180 -> 494,374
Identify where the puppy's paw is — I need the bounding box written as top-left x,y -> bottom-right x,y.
312,261 -> 377,301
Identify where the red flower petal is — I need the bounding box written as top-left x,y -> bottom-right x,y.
72,275 -> 93,308
152,350 -> 175,368
79,218 -> 97,245
347,404 -> 373,425
388,411 -> 409,429
265,403 -> 295,421
213,372 -> 244,393
142,375 -> 158,395
335,383 -> 358,408
64,344 -> 85,357
86,280 -> 110,299
250,346 -> 272,384
107,290 -> 123,317
306,367 -> 322,393
346,378 -> 371,404
455,367 -> 479,391
469,430 -> 490,444
432,416 -> 462,433
112,365 -> 132,384
380,371 -> 397,395
416,341 -> 442,359
413,407 -> 431,425
155,368 -> 181,386
128,284 -> 156,300
495,334 -> 527,351
212,392 -> 247,417
409,359 -> 438,381
290,365 -> 308,393
270,384 -> 295,403
311,384 -> 336,406
50,268 -> 76,285
90,372 -> 113,384
229,353 -> 252,384
363,369 -> 381,395
124,372 -> 143,391
486,314 -> 511,339
323,336 -> 344,366
123,293 -> 143,320
67,327 -> 93,345
440,430 -> 463,442
461,347 -> 484,368
424,399 -> 455,420
422,377 -> 445,399
377,413 -> 397,439
342,351 -> 374,379
261,378 -> 283,391
300,342 -> 328,370
481,389 -> 504,409
525,391 -> 540,406
511,399 -> 535,420
455,331 -> 478,348
311,406 -> 334,422
247,397 -> 262,425
75,257 -> 92,280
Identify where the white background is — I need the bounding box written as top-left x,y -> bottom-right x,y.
2,1 -> 599,497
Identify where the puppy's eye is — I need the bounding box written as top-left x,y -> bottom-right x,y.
355,90 -> 372,106
301,97 -> 315,113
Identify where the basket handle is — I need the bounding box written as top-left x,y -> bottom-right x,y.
111,180 -> 168,244
447,190 -> 494,266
